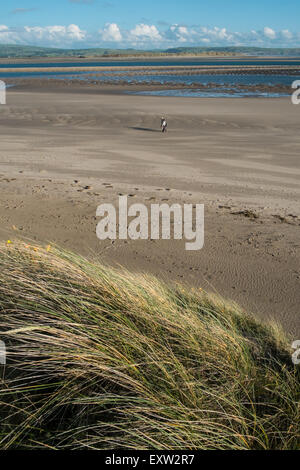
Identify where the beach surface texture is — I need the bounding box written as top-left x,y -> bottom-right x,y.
0,81 -> 299,335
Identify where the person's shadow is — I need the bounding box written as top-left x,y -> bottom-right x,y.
129,126 -> 161,133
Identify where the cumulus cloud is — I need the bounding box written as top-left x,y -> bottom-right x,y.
201,26 -> 234,41
129,24 -> 162,41
166,24 -> 191,43
281,29 -> 292,39
0,22 -> 299,48
164,25 -> 235,46
0,24 -> 86,46
100,23 -> 122,42
25,24 -> 86,43
263,26 -> 276,39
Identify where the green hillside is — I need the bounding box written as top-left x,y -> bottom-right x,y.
165,46 -> 300,56
0,44 -> 155,58
1,44 -> 300,59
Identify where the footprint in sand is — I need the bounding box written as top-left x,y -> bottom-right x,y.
2,178 -> 16,183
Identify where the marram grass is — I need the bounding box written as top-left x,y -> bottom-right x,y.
0,241 -> 299,450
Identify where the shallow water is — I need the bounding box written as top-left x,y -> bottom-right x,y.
1,59 -> 298,97
86,72 -> 296,87
127,89 -> 288,98
1,58 -> 300,68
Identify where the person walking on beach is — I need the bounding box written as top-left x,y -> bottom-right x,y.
161,116 -> 167,133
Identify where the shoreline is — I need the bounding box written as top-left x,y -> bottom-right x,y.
1,62 -> 298,97
3,76 -> 294,97
1,64 -> 300,74
1,54 -> 300,64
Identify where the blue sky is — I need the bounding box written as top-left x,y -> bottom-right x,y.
0,0 -> 299,49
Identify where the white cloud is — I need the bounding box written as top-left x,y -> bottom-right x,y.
0,24 -> 86,46
24,24 -> 86,42
264,26 -> 276,39
166,24 -> 191,43
281,29 -> 292,39
206,27 -> 233,41
67,24 -> 86,40
100,23 -> 122,42
129,24 -> 162,41
0,22 -> 299,49
165,24 -> 237,45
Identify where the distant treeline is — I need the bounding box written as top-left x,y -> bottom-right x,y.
165,46 -> 300,56
0,44 -> 300,58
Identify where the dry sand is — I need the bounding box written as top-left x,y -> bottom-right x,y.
0,82 -> 299,335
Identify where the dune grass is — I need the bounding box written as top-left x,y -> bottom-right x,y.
0,241 -> 299,450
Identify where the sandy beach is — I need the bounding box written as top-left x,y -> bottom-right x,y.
0,82 -> 299,335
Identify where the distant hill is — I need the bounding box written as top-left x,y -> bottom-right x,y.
165,46 -> 300,56
0,44 -> 300,59
0,45 -> 148,58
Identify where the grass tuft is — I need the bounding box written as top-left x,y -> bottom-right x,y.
0,241 -> 299,450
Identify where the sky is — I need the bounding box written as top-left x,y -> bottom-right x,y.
0,0 -> 299,49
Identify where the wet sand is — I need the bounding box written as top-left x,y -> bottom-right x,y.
0,82 -> 299,335
2,64 -> 300,73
